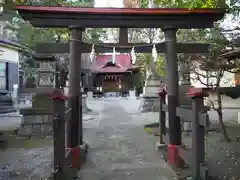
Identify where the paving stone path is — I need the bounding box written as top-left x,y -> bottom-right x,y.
0,98 -> 176,180
79,98 -> 176,180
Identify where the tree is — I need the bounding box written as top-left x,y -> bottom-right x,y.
128,26 -> 166,82
174,23 -> 237,142
4,0 -> 107,79
140,0 -> 228,8
187,24 -> 240,142
13,0 -> 107,48
137,0 -> 240,141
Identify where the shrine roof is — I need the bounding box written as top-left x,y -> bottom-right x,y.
96,54 -> 132,68
95,66 -> 128,73
92,54 -> 137,73
15,6 -> 226,28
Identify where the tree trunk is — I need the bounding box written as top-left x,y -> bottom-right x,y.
216,85 -> 230,142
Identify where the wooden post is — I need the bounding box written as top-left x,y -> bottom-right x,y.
187,87 -> 208,180
51,89 -> 67,180
119,27 -> 128,44
68,26 -> 84,148
163,28 -> 181,167
158,89 -> 166,144
55,61 -> 60,89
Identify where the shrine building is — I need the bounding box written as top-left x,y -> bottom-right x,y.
91,54 -> 139,97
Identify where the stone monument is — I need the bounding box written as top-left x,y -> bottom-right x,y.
33,61 -> 55,110
139,58 -> 162,112
178,58 -> 192,131
19,59 -> 55,136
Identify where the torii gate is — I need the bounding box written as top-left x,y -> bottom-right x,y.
16,6 -> 225,169
35,27 -> 209,102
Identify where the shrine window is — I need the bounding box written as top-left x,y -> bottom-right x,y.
0,61 -> 6,90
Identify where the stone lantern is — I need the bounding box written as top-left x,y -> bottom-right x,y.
37,61 -> 55,87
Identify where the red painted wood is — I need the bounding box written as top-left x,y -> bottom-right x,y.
16,6 -> 226,16
92,54 -> 137,73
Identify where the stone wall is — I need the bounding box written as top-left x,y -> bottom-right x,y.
18,108 -> 53,136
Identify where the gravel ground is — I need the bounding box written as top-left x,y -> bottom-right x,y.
144,121 -> 240,180
0,98 -> 177,180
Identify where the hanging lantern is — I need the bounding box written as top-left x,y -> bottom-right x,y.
131,46 -> 136,64
152,44 -> 158,63
112,47 -> 116,63
90,45 -> 95,62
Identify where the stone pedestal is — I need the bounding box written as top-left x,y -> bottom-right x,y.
87,91 -> 93,99
19,61 -> 55,136
32,92 -> 54,110
19,91 -> 54,136
139,79 -> 161,112
129,90 -> 136,99
82,94 -> 92,113
18,109 -> 52,136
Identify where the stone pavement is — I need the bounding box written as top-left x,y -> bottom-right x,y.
79,98 -> 176,180
0,98 -> 176,180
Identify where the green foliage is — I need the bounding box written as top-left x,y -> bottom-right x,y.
141,0 -> 227,8
12,0 -> 106,49
16,0 -> 94,6
132,72 -> 144,89
134,53 -> 167,84
0,0 -> 102,48
4,0 -> 106,76
156,55 -> 167,76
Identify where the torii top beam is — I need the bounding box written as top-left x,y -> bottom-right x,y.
15,6 -> 225,29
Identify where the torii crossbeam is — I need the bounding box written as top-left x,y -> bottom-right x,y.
36,42 -> 209,54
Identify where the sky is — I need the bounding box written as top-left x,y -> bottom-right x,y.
94,0 -> 123,7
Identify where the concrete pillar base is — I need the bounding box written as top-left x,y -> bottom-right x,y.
69,142 -> 89,169
155,142 -> 167,151
167,144 -> 185,168
63,142 -> 89,179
